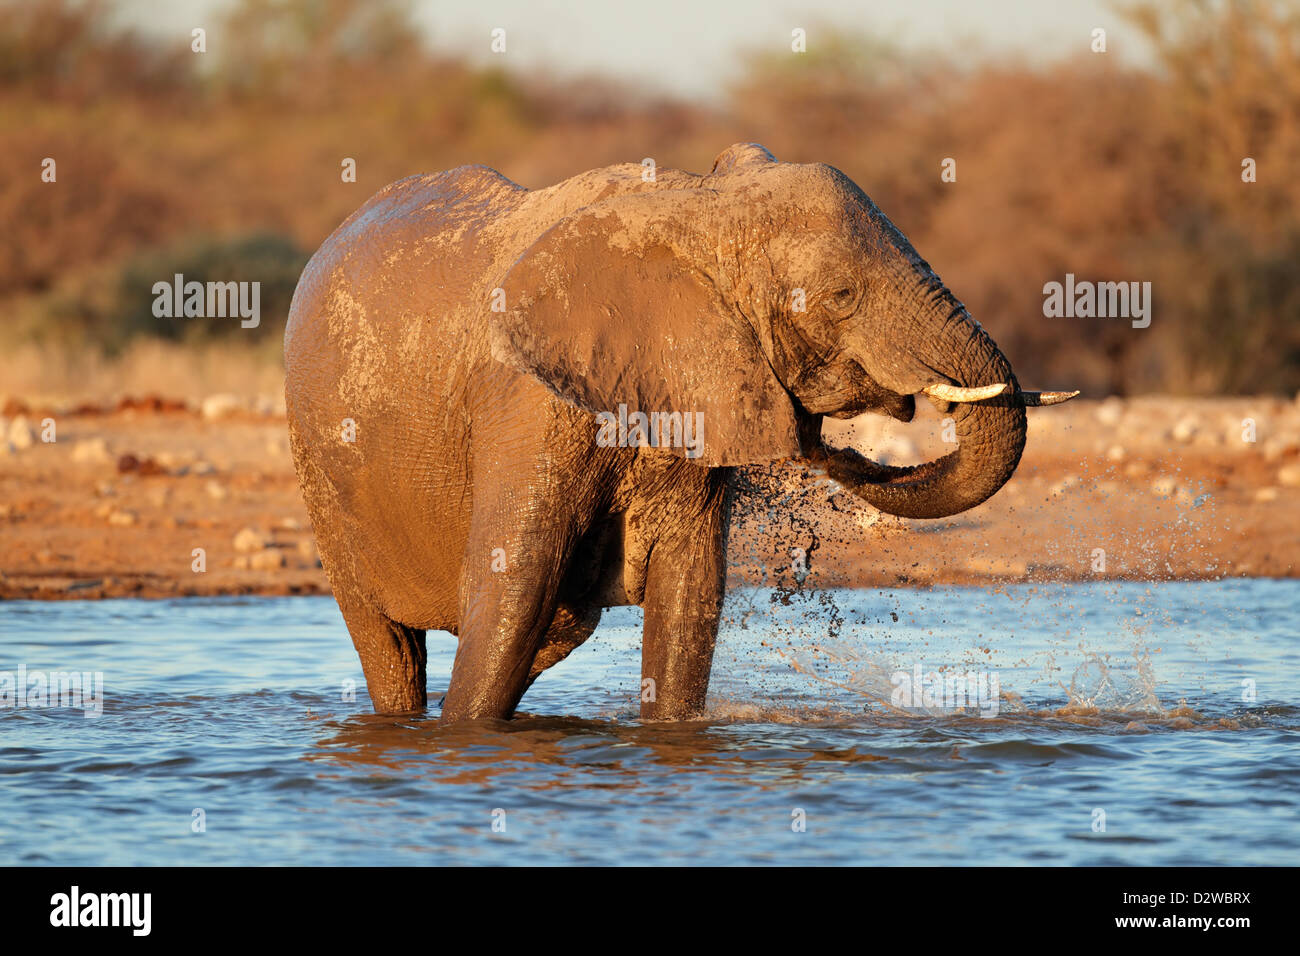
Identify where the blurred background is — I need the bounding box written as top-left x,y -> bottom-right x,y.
2,0 -> 1298,401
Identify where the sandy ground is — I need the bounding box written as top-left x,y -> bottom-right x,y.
1,393 -> 1297,601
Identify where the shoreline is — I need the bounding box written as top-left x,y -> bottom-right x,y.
2,394 -> 1297,601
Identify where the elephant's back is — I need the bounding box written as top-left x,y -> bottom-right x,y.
285,165 -> 527,361
284,166 -> 530,625
285,163 -> 533,411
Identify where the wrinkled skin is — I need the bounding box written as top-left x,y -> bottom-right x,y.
285,143 -> 1056,722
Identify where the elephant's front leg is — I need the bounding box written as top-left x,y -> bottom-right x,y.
442,520 -> 572,722
639,491 -> 728,721
441,432 -> 599,722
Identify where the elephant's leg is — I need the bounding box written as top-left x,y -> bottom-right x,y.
432,602 -> 598,713
336,591 -> 428,714
442,552 -> 567,721
441,479 -> 589,722
639,492 -> 728,721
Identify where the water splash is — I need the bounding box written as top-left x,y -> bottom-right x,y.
1059,649 -> 1162,714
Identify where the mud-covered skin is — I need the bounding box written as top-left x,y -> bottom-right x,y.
285,143 -> 1034,721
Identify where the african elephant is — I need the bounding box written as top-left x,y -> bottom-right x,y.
284,143 -> 1075,722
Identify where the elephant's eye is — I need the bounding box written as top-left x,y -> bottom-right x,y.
826,286 -> 858,314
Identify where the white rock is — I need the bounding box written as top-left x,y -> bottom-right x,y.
1277,464 -> 1300,488
72,437 -> 112,464
1151,476 -> 1178,498
1255,487 -> 1279,502
1171,416 -> 1199,443
1048,474 -> 1082,497
205,480 -> 229,501
1095,398 -> 1124,427
248,548 -> 286,570
200,394 -> 244,421
234,527 -> 269,552
1105,444 -> 1126,462
7,415 -> 35,450
156,451 -> 187,469
107,509 -> 138,526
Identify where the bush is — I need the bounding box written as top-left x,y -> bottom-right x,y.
17,233 -> 308,356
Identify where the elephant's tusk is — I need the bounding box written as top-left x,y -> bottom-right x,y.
922,382 -> 1008,403
1017,390 -> 1080,406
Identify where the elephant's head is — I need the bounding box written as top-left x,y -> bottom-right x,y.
491,143 -> 1076,519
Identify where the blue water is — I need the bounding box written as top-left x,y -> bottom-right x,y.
1,580 -> 1297,865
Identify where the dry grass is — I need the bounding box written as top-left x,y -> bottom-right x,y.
0,339 -> 285,406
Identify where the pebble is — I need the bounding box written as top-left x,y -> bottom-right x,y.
1171,416 -> 1199,443
1048,474 -> 1082,497
200,394 -> 244,421
236,548 -> 286,571
107,509 -> 138,526
1094,398 -> 1123,427
234,527 -> 270,552
72,437 -> 112,464
7,415 -> 35,450
1151,476 -> 1178,498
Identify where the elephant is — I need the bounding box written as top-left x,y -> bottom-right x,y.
284,142 -> 1076,723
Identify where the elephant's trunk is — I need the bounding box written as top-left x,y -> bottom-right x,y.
827,307 -> 1029,520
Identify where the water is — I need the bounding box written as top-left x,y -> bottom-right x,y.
1,580 -> 1297,865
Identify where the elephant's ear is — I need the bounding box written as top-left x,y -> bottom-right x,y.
488,194 -> 800,467
708,142 -> 777,176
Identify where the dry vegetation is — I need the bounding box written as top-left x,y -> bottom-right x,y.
1,0 -> 1298,401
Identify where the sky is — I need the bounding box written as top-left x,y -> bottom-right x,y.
120,0 -> 1151,98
